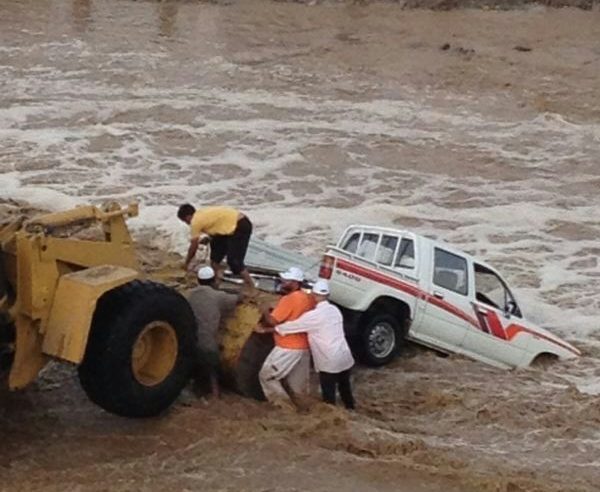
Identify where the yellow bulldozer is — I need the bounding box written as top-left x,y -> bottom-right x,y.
0,202 -> 197,418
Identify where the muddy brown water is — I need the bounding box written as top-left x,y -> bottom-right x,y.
1,1 -> 600,491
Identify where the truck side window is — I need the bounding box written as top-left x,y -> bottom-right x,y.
434,248 -> 468,295
395,238 -> 415,269
356,233 -> 380,261
474,263 -> 521,317
343,232 -> 361,254
376,235 -> 398,266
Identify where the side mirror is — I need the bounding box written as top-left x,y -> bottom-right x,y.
505,300 -> 517,317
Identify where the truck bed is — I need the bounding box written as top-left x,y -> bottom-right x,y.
244,238 -> 320,281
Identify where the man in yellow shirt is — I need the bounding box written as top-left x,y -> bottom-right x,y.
177,203 -> 255,291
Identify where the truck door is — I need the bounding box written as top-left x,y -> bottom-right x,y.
413,247 -> 474,352
461,262 -> 527,368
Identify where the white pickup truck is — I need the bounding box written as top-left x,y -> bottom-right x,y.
318,225 -> 580,368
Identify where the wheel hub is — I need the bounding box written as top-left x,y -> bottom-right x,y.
369,322 -> 395,359
131,321 -> 178,387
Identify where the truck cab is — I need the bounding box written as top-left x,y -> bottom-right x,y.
319,225 -> 580,368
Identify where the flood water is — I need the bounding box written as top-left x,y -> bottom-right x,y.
1,1 -> 600,491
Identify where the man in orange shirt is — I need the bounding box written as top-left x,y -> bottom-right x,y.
256,267 -> 315,407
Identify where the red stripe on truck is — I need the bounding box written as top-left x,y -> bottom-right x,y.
505,323 -> 580,356
334,257 -> 580,356
483,310 -> 508,340
336,258 -> 479,328
336,258 -> 421,297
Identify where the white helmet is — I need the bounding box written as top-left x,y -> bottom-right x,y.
279,266 -> 304,282
312,279 -> 330,295
197,266 -> 215,281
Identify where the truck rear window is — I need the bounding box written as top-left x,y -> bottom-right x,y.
395,238 -> 415,269
376,235 -> 398,266
342,232 -> 361,254
356,233 -> 379,261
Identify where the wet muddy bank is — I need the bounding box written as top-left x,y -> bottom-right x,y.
2,347 -> 600,492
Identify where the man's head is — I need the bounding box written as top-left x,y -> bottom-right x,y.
278,267 -> 304,294
311,279 -> 330,303
177,203 -> 196,225
197,266 -> 216,287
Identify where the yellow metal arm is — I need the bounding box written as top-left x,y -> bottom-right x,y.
26,202 -> 139,230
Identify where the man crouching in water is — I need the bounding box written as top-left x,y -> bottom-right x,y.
255,267 -> 315,409
187,266 -> 242,398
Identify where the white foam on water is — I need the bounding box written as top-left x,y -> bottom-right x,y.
0,174 -> 82,210
1,32 -> 598,355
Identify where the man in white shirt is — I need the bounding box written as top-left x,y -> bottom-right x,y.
275,279 -> 356,410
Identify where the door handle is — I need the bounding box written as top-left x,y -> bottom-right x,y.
478,306 -> 489,315
433,291 -> 444,300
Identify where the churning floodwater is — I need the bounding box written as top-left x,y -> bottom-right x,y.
1,1 -> 600,490
1,1 -> 598,336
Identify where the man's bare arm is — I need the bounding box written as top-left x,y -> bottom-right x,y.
184,237 -> 200,269
276,312 -> 315,335
260,304 -> 279,327
254,324 -> 276,334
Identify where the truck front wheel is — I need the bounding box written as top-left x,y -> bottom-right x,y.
78,280 -> 196,418
361,313 -> 401,367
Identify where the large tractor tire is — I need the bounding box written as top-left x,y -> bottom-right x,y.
0,251 -> 8,303
0,252 -> 11,331
78,280 -> 197,418
0,252 -> 13,373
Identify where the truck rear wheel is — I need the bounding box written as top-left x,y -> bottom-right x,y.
78,280 -> 196,418
361,313 -> 401,367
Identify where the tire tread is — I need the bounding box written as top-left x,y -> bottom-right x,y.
78,280 -> 196,417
